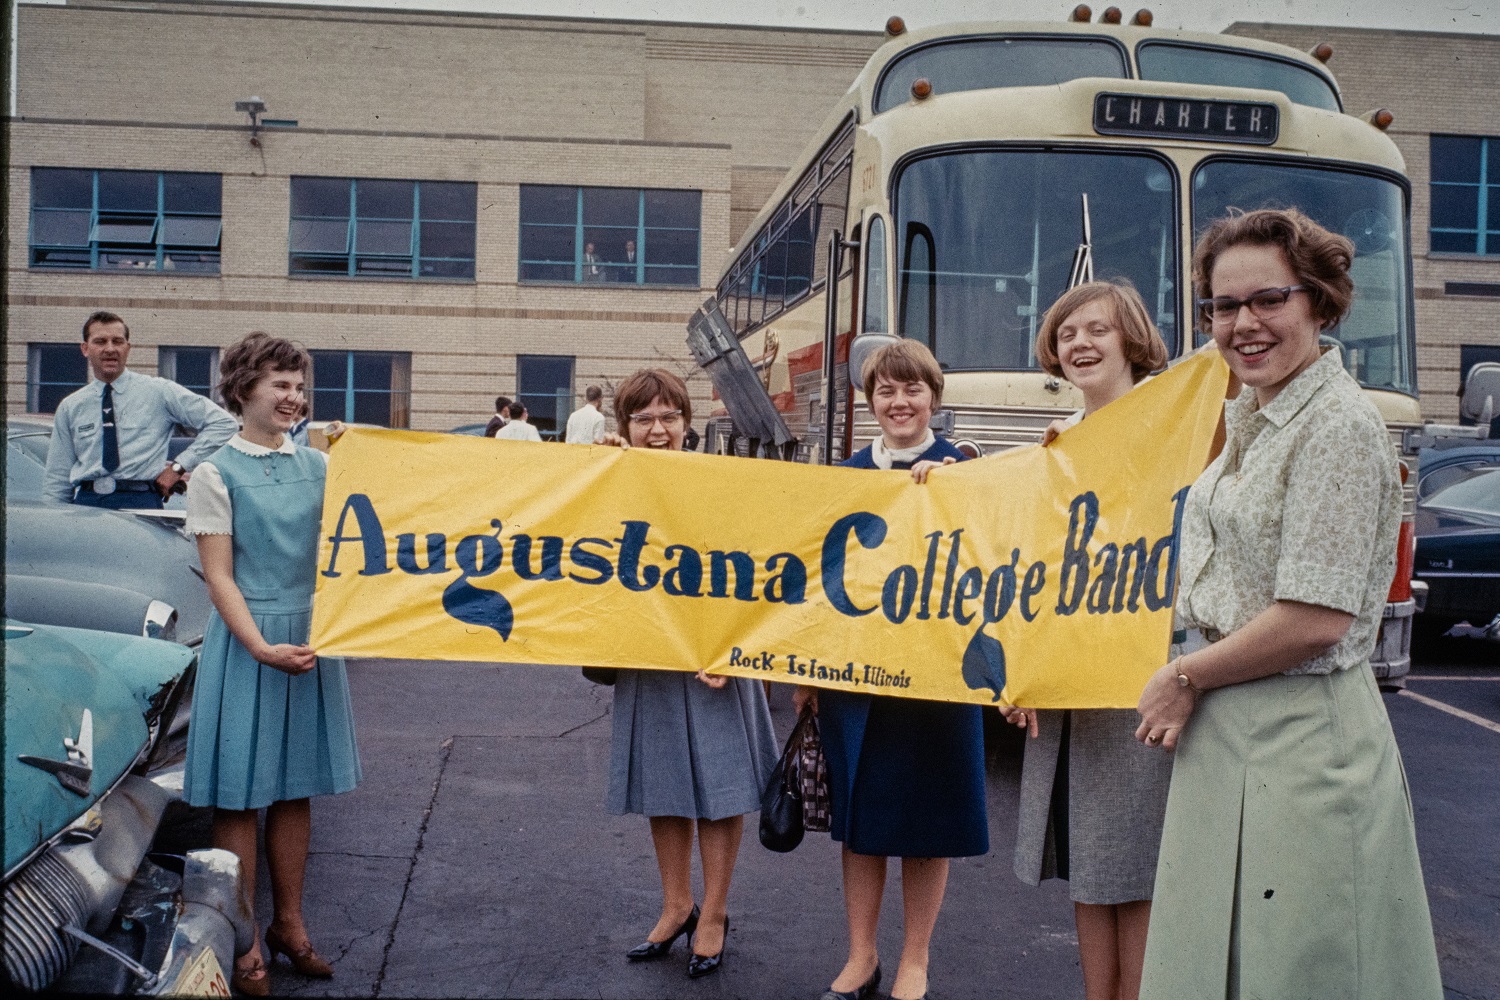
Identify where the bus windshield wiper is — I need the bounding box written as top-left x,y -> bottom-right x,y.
1067,192 -> 1094,289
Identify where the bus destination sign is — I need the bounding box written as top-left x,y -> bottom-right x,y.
1092,93 -> 1279,145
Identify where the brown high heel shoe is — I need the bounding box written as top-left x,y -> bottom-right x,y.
231,955 -> 271,996
264,926 -> 334,978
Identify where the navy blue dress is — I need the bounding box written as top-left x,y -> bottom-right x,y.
818,437 -> 990,858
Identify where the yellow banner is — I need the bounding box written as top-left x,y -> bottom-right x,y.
311,351 -> 1228,708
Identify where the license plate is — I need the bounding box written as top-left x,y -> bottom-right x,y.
168,947 -> 230,997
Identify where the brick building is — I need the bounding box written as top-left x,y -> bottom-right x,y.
5,1 -> 1497,431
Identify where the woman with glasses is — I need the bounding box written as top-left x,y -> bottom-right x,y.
1134,209 -> 1442,998
598,368 -> 779,980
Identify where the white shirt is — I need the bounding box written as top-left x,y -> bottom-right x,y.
43,368 -> 239,503
495,419 -> 543,442
185,434 -> 327,535
564,404 -> 606,444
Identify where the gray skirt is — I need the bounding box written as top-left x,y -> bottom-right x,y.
606,668 -> 779,821
1013,708 -> 1172,904
1140,664 -> 1442,999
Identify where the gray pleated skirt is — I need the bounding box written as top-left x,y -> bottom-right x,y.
1013,707 -> 1172,904
606,668 -> 779,821
1140,664 -> 1443,999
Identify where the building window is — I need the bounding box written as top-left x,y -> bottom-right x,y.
519,186 -> 700,286
27,343 -> 88,413
289,177 -> 476,280
309,351 -> 412,427
29,168 -> 221,272
1430,135 -> 1499,255
516,355 -> 574,439
158,346 -> 221,400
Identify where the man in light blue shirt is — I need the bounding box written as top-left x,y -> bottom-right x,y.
43,311 -> 239,509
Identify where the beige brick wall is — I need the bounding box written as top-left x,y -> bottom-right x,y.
1229,23 -> 1500,422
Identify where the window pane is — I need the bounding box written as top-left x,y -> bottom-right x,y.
1431,186 -> 1480,231
160,216 -> 221,247
646,265 -> 696,286
166,348 -> 216,395
420,182 -> 476,221
290,218 -> 351,253
517,355 -> 573,435
312,389 -> 347,422
352,391 -> 394,426
98,171 -> 157,211
290,254 -> 351,275
32,344 -> 89,413
644,228 -> 698,267
1430,136 -> 1483,184
355,219 -> 413,254
1137,42 -> 1338,111
520,262 -> 574,282
520,224 -> 575,263
163,173 -> 221,213
32,248 -> 91,268
877,38 -> 1127,114
582,187 -> 638,228
165,250 -> 220,273
354,256 -> 414,276
31,209 -> 91,246
420,257 -> 475,279
351,352 -> 394,390
1430,230 -> 1478,254
310,352 -> 348,389
100,251 -> 156,270
520,185 -> 577,225
31,168 -> 92,208
357,179 -> 415,220
92,218 -> 157,243
1487,186 -> 1500,232
643,190 -> 700,229
291,177 -> 351,217
419,220 -> 475,259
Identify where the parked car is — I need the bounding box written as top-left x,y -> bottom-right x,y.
5,417 -> 210,647
1414,467 -> 1500,637
3,620 -> 251,993
1417,442 -> 1500,501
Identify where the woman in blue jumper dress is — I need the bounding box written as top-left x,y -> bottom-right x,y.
795,339 -> 988,1000
184,332 -> 361,995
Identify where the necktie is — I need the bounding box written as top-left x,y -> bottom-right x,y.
101,382 -> 119,473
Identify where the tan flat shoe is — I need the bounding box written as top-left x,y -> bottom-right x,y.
265,926 -> 334,978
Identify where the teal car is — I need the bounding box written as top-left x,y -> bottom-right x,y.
3,621 -> 252,994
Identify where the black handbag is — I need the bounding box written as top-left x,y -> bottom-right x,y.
581,666 -> 617,685
759,707 -> 815,852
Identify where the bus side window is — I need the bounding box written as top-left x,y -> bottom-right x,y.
863,215 -> 889,334
900,222 -> 936,349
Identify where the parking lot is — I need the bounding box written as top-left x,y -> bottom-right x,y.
245,635 -> 1499,1000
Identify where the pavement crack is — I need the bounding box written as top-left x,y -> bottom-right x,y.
557,707 -> 610,738
372,735 -> 455,999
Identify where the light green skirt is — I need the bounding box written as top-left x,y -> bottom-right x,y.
1140,664 -> 1442,1000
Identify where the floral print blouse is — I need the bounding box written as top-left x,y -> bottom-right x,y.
1175,348 -> 1401,675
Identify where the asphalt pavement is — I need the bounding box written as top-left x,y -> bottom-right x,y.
246,637 -> 1500,1000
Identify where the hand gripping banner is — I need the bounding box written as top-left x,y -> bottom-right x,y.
311,350 -> 1229,708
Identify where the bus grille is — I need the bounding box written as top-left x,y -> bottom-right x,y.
3,851 -> 89,991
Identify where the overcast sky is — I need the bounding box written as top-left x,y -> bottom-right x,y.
235,0 -> 1496,35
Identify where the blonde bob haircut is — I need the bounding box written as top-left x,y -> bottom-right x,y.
861,338 -> 944,407
612,367 -> 692,438
1034,280 -> 1169,384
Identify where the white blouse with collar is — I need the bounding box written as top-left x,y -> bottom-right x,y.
184,435 -> 325,536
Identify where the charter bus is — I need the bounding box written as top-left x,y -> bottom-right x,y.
684,6 -> 1422,681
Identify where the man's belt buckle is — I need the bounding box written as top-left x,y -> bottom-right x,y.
93,476 -> 116,495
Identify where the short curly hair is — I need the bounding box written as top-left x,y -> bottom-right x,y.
217,331 -> 311,416
1192,208 -> 1354,332
1035,281 -> 1169,384
612,368 -> 692,438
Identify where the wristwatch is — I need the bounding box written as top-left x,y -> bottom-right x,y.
1175,659 -> 1200,693
169,461 -> 186,475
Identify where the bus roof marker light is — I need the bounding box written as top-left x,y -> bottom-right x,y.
911,77 -> 933,100
1070,5 -> 1092,23
1365,108 -> 1395,130
885,16 -> 906,35
1101,6 -> 1123,24
1131,9 -> 1153,26
1311,42 -> 1334,62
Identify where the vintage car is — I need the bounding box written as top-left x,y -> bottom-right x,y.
1414,467 -> 1500,639
3,620 -> 251,993
5,417 -> 210,647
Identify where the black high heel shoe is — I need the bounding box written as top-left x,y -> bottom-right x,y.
818,963 -> 881,1000
626,905 -> 699,962
686,916 -> 729,979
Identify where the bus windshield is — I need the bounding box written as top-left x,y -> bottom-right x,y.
894,149 -> 1178,371
1137,42 -> 1339,111
1192,160 -> 1415,397
874,37 -> 1127,114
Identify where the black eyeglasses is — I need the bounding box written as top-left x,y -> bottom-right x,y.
1198,285 -> 1308,326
